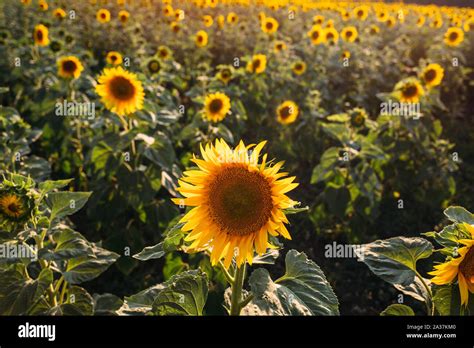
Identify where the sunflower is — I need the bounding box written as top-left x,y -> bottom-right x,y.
394,78 -> 424,103
106,51 -> 123,66
376,9 -> 389,22
57,56 -> 84,79
95,66 -> 145,116
163,4 -> 174,17
157,45 -> 172,60
341,26 -> 358,42
97,9 -> 111,23
277,100 -> 299,125
172,139 -> 298,268
444,27 -> 464,47
307,25 -> 325,45
147,58 -> 161,75
53,8 -> 66,20
430,17 -> 443,29
261,17 -> 279,34
416,15 -> 426,27
341,50 -> 351,60
273,40 -> 287,53
0,189 -> 34,223
313,15 -> 324,25
217,67 -> 233,84
420,63 -> 444,88
38,0 -> 48,11
386,16 -> 396,28
119,10 -> 130,23
170,21 -> 181,33
292,61 -> 306,75
349,107 -> 367,127
203,92 -> 231,122
21,0 -> 31,5
246,54 -> 267,74
430,223 -> 474,306
464,19 -> 474,32
203,15 -> 213,27
227,12 -> 238,24
195,30 -> 208,47
324,27 -> 339,44
33,24 -> 50,46
368,24 -> 380,35
353,5 -> 369,21
217,15 -> 225,29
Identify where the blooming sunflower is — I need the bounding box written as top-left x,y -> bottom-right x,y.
217,15 -> 225,29
341,50 -> 351,60
246,54 -> 267,74
341,26 -> 358,42
227,12 -> 238,24
324,27 -> 339,45
97,9 -> 111,23
95,66 -> 145,116
172,139 -> 299,268
57,56 -> 84,79
277,100 -> 299,125
444,27 -> 464,47
106,51 -> 123,66
261,17 -> 279,34
147,58 -> 161,75
313,15 -> 324,25
368,24 -> 380,35
307,25 -> 325,45
349,107 -> 367,127
38,0 -> 48,11
353,5 -> 369,21
216,67 -> 233,84
195,30 -> 208,47
0,189 -> 34,223
292,61 -> 306,75
118,10 -> 130,24
170,21 -> 181,33
430,223 -> 474,306
420,63 -> 444,88
203,15 -> 213,27
203,92 -> 231,122
417,15 -> 426,28
273,40 -> 287,53
394,78 -> 424,103
33,24 -> 50,46
157,45 -> 172,60
53,8 -> 66,20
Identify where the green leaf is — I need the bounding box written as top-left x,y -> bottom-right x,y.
133,223 -> 185,261
39,227 -> 92,261
359,237 -> 433,286
443,206 -> 474,225
133,243 -> 165,261
47,191 -> 92,221
151,269 -> 208,316
242,250 -> 339,316
39,179 -> 73,194
93,293 -> 124,315
120,284 -> 166,315
48,286 -> 94,316
311,147 -> 340,184
380,304 -> 415,316
282,206 -> 309,215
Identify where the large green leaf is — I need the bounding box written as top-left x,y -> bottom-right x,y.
47,192 -> 92,221
133,222 -> 185,261
151,269 -> 208,316
39,227 -> 92,261
443,206 -> 474,225
48,286 -> 94,316
242,250 -> 339,316
119,284 -> 166,315
93,293 -> 124,316
380,304 -> 415,316
359,237 -> 433,286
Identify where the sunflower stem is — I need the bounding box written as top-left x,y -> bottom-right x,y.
219,261 -> 235,285
415,271 -> 434,316
229,263 -> 246,316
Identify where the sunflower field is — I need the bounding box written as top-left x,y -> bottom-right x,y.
0,0 -> 473,319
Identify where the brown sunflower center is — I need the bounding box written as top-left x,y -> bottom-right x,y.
207,165 -> 273,236
424,69 -> 437,82
460,247 -> 474,282
346,30 -> 353,37
101,13 -> 106,19
109,76 -> 136,101
266,21 -> 273,30
148,60 -> 160,73
8,202 -> 20,214
36,29 -> 44,41
449,32 -> 458,41
62,60 -> 77,73
312,31 -> 320,39
402,84 -> 418,98
253,59 -> 261,70
279,106 -> 292,119
295,64 -> 303,71
209,98 -> 223,113
221,69 -> 231,79
357,10 -> 364,17
327,32 -> 334,40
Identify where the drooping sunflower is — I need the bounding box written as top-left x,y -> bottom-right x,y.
118,10 -> 130,24
203,15 -> 213,27
96,9 -> 111,23
444,27 -> 464,47
0,188 -> 35,223
173,139 -> 299,268
203,92 -> 231,122
157,45 -> 172,60
273,40 -> 287,53
393,78 -> 424,103
95,66 -> 145,116
57,56 -> 84,79
246,54 -> 267,74
33,24 -> 50,46
324,27 -> 339,45
277,100 -> 299,125
430,223 -> 474,306
341,26 -> 358,42
53,8 -> 66,20
420,63 -> 444,88
106,51 -> 123,66
292,61 -> 306,75
195,30 -> 208,47
307,25 -> 325,45
146,58 -> 161,75
261,17 -> 279,34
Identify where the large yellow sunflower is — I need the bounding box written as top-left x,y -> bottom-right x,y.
341,26 -> 358,42
420,63 -> 444,88
324,27 -> 339,45
246,54 -> 267,74
95,66 -> 145,116
33,24 -> 50,46
57,56 -> 84,79
195,30 -> 209,47
444,27 -> 464,47
261,17 -> 279,34
430,223 -> 474,306
307,25 -> 325,45
173,139 -> 299,268
96,9 -> 111,23
394,78 -> 424,103
203,92 -> 231,122
277,100 -> 299,125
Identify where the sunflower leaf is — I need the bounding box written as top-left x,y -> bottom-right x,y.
380,304 -> 415,316
443,206 -> 474,225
